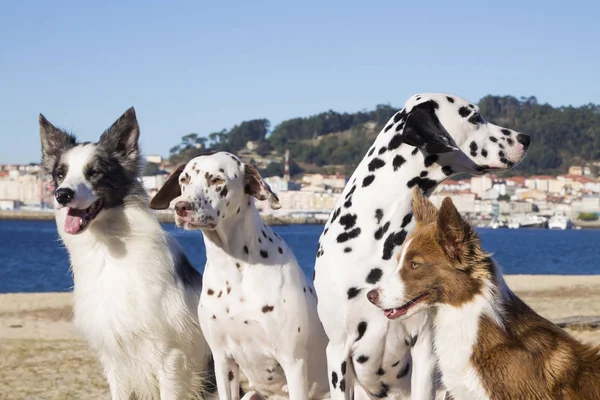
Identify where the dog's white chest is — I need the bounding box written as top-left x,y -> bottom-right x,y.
199,264 -> 287,382
434,301 -> 490,400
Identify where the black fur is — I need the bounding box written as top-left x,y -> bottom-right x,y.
40,108 -> 148,210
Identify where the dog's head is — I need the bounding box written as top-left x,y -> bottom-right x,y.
392,93 -> 530,174
367,188 -> 492,319
39,108 -> 141,235
150,152 -> 280,230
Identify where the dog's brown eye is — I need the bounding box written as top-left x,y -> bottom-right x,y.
212,177 -> 225,185
410,261 -> 420,269
89,169 -> 99,177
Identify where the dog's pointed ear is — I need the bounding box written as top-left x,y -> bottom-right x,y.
436,197 -> 471,264
244,164 -> 281,210
39,114 -> 76,174
150,164 -> 186,210
412,188 -> 437,225
99,107 -> 140,170
403,101 -> 459,155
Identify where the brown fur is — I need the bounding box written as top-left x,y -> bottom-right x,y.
404,189 -> 600,400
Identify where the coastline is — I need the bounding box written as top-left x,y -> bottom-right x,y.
2,210 -> 600,228
0,210 -> 325,226
1,275 -> 600,399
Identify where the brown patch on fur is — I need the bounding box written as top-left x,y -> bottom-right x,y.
261,305 -> 274,313
244,164 -> 281,209
405,189 -> 600,399
472,292 -> 600,399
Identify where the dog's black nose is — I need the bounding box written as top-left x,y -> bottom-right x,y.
367,289 -> 379,305
516,134 -> 530,148
175,201 -> 193,217
55,188 -> 74,205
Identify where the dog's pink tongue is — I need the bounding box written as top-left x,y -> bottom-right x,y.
64,209 -> 83,234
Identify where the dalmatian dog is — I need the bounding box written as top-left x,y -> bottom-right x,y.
313,93 -> 530,400
150,152 -> 331,400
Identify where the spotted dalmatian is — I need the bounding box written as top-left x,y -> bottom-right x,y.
150,152 -> 331,400
313,93 -> 530,400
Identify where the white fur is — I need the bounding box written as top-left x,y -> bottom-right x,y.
55,147 -> 212,400
432,282 -> 505,400
59,145 -> 98,209
314,93 -> 529,400
171,153 -> 330,400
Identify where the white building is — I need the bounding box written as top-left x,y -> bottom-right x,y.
145,154 -> 163,164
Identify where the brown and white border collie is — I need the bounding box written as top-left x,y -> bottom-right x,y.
367,188 -> 600,400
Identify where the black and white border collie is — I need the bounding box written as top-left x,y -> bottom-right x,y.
39,108 -> 214,400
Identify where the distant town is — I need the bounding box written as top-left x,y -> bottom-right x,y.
2,144 -> 600,229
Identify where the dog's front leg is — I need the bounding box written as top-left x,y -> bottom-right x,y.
279,354 -> 309,400
406,314 -> 437,400
104,365 -> 130,400
158,348 -> 194,400
326,341 -> 354,400
213,354 -> 240,400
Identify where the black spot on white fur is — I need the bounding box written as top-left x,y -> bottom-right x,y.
446,96 -> 455,103
401,213 -> 413,228
356,355 -> 369,363
375,209 -> 383,224
424,154 -> 438,167
339,214 -> 357,230
347,287 -> 361,299
331,372 -> 338,389
470,141 -> 478,157
382,230 -> 407,260
337,228 -> 361,243
458,106 -> 470,118
442,166 -> 454,176
406,176 -> 437,193
366,268 -> 383,284
362,175 -> 375,187
388,134 -> 403,150
374,222 -> 390,240
393,155 -> 406,171
368,158 -> 386,172
356,321 -> 367,341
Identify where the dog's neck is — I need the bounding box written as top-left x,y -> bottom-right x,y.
202,196 -> 271,265
431,271 -> 508,397
339,142 -> 454,256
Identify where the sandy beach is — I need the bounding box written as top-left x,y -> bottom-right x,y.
1,275 -> 599,400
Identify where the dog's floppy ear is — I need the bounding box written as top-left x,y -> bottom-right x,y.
412,188 -> 437,225
39,114 -> 76,174
436,197 -> 472,264
150,164 -> 186,210
403,101 -> 459,154
244,164 -> 281,210
98,107 -> 140,172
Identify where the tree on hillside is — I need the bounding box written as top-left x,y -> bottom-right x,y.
227,119 -> 270,151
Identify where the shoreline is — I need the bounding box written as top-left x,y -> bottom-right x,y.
2,210 -> 600,228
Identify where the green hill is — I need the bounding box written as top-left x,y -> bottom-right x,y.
168,96 -> 600,177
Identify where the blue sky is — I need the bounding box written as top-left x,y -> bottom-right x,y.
1,0 -> 599,164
